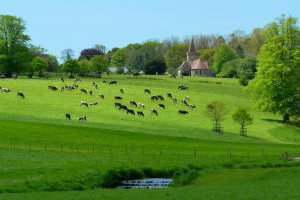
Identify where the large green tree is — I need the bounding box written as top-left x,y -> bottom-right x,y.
0,15 -> 31,75
247,15 -> 300,123
213,44 -> 239,74
90,55 -> 109,72
61,59 -> 80,75
30,56 -> 48,76
164,44 -> 189,74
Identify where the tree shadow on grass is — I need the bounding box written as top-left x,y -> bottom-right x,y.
262,118 -> 283,124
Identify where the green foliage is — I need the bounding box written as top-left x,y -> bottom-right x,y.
111,48 -> 125,67
61,59 -> 80,74
204,101 -> 229,133
144,57 -> 166,74
90,55 -> 109,72
219,58 -> 243,78
239,75 -> 249,86
232,108 -> 253,136
238,56 -> 257,79
247,15 -> 300,122
213,44 -> 239,73
164,44 -> 189,74
199,48 -> 215,67
31,56 -> 48,74
78,59 -> 91,76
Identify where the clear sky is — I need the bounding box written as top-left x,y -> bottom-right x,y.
1,0 -> 299,59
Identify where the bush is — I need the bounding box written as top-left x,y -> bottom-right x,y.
172,169 -> 199,186
144,58 -> 166,75
239,75 -> 249,86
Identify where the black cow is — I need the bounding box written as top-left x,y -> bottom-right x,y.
127,109 -> 135,115
151,109 -> 158,116
51,86 -> 58,91
130,101 -> 137,106
158,104 -> 165,109
90,102 -> 98,105
66,114 -> 71,120
61,77 -> 64,82
99,94 -> 105,100
109,80 -> 117,85
79,116 -> 87,121
89,91 -> 93,96
167,93 -> 172,99
151,96 -> 158,101
114,96 -> 123,100
115,102 -> 121,108
120,89 -> 124,94
179,110 -> 189,115
179,86 -> 189,90
188,104 -> 196,109
80,89 -> 87,94
144,89 -> 151,94
157,95 -> 164,101
80,101 -> 89,107
119,105 -> 127,111
103,80 -> 108,84
17,92 -> 25,99
173,98 -> 178,103
137,111 -> 144,117
182,100 -> 188,106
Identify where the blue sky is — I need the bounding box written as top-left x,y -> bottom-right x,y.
1,0 -> 299,59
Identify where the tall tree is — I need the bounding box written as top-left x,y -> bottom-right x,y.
79,48 -> 102,60
61,48 -> 74,62
0,15 -> 31,75
90,55 -> 109,72
247,15 -> 300,123
204,101 -> 228,134
30,56 -> 48,76
164,44 -> 189,74
213,43 -> 239,74
61,59 -> 79,75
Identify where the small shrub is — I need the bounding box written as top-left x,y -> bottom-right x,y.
239,75 -> 249,86
172,169 -> 199,186
222,162 -> 234,168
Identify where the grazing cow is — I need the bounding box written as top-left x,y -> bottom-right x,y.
79,116 -> 87,121
114,96 -> 123,100
99,94 -> 105,100
17,92 -> 25,99
114,102 -> 121,108
188,104 -> 196,109
52,86 -> 58,91
103,80 -> 108,84
156,95 -> 164,101
137,103 -> 145,108
179,86 -> 188,91
109,80 -> 117,85
179,110 -> 189,115
120,89 -> 124,94
151,96 -> 158,101
184,96 -> 191,101
173,98 -> 178,103
119,105 -> 127,111
137,111 -> 144,117
80,101 -> 89,107
66,114 -> 71,120
61,77 -> 64,82
144,89 -> 151,94
158,104 -> 165,109
150,109 -> 158,116
80,89 -> 87,94
91,82 -> 96,86
73,84 -> 78,89
90,102 -> 98,106
89,91 -> 93,96
61,87 -> 64,92
182,100 -> 188,106
2,88 -> 10,93
167,93 -> 172,99
130,101 -> 137,106
127,109 -> 135,115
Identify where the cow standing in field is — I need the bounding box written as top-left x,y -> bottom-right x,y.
90,102 -> 98,106
182,100 -> 188,106
80,101 -> 89,107
179,110 -> 189,115
178,85 -> 189,90
109,80 -> 117,85
130,101 -> 137,107
127,109 -> 135,115
89,91 -> 93,96
137,111 -> 144,117
2,88 -> 10,93
99,94 -> 104,100
66,114 -> 71,120
17,92 -> 25,99
61,78 -> 64,82
150,109 -> 158,116
158,104 -> 165,109
188,104 -> 196,109
79,116 -> 87,121
151,96 -> 158,101
80,89 -> 87,94
119,105 -> 127,111
156,95 -> 164,101
173,98 -> 178,103
114,102 -> 121,108
167,93 -> 172,99
137,103 -> 145,108
114,96 -> 123,100
144,89 -> 151,94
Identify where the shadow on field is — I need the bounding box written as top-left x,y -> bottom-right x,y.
262,118 -> 283,124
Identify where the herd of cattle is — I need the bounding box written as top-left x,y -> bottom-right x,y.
1,78 -> 196,122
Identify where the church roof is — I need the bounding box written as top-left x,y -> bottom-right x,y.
188,38 -> 197,53
191,59 -> 209,70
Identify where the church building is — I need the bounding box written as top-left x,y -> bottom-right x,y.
178,39 -> 213,77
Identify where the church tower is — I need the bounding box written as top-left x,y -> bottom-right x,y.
187,38 -> 200,62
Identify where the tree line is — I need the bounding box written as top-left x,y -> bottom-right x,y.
0,14 -> 299,125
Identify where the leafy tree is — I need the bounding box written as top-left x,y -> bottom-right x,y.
124,43 -> 144,71
79,48 -> 102,60
219,58 -> 243,78
61,59 -> 80,75
144,58 -> 166,74
94,44 -> 106,54
247,15 -> 300,123
238,56 -> 257,79
199,48 -> 215,67
204,101 -> 228,134
0,15 -> 31,75
213,44 -> 239,74
78,58 -> 91,76
232,108 -> 253,136
90,55 -> 109,73
31,56 -> 48,76
111,48 -> 125,67
105,47 -> 119,64
164,44 -> 189,74
61,48 -> 74,62
244,28 -> 265,56
46,55 -> 59,72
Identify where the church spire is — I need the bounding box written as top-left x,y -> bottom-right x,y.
188,38 -> 196,53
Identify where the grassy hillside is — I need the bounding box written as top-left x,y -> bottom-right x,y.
0,74 -> 299,199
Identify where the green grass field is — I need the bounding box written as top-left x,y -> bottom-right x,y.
0,74 -> 299,199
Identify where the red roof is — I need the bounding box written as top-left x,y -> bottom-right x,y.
191,59 -> 209,70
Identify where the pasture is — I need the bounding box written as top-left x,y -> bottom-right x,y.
0,74 -> 299,199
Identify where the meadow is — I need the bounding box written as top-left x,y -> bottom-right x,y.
0,74 -> 299,199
